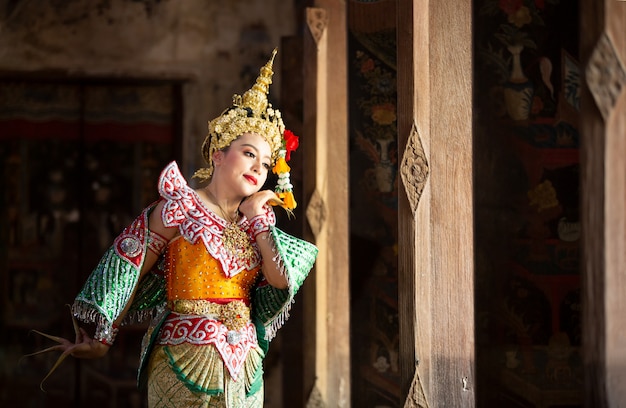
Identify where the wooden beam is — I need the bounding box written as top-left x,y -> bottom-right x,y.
397,0 -> 475,406
580,0 -> 626,406
303,1 -> 350,405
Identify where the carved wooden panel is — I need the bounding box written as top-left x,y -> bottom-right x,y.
403,366 -> 430,408
586,32 -> 626,120
400,122 -> 429,216
306,188 -> 327,239
307,8 -> 329,46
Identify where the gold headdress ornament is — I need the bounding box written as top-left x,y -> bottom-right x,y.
194,48 -> 299,210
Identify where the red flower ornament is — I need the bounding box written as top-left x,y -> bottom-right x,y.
283,130 -> 299,161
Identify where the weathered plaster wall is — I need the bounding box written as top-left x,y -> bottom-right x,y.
0,0 -> 296,177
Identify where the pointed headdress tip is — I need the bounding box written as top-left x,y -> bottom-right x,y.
270,47 -> 278,64
245,48 -> 279,105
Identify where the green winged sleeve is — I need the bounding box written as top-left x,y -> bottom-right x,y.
71,204 -> 166,337
252,226 -> 318,344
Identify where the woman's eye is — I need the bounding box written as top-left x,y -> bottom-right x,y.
245,151 -> 255,158
263,163 -> 270,170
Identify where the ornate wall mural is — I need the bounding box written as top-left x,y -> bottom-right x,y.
348,3 -> 400,403
474,0 -> 583,406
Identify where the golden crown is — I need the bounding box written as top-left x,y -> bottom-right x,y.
194,48 -> 285,181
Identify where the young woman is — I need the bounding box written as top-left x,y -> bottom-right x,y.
32,49 -> 317,407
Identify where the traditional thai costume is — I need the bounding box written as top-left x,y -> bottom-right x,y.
73,162 -> 317,408
72,161 -> 317,407
27,47 -> 316,407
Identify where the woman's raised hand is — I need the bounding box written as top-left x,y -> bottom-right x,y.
239,190 -> 281,219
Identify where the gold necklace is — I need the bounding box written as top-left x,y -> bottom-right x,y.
205,188 -> 255,260
205,188 -> 239,223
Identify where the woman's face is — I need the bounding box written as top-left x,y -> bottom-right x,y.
213,132 -> 272,197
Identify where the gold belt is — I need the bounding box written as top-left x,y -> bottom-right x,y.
169,299 -> 250,331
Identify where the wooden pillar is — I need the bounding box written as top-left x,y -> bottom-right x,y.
397,0 -> 475,406
580,0 -> 626,406
303,1 -> 350,406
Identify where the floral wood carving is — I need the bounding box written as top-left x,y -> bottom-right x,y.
585,32 -> 626,121
306,188 -> 327,239
306,7 -> 328,45
400,122 -> 429,216
306,385 -> 327,408
403,365 -> 430,408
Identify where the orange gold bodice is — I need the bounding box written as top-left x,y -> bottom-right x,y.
165,237 -> 261,303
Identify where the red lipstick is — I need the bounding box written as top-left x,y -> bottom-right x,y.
244,175 -> 258,185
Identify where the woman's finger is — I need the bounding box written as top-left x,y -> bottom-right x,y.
239,190 -> 277,216
253,190 -> 279,205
